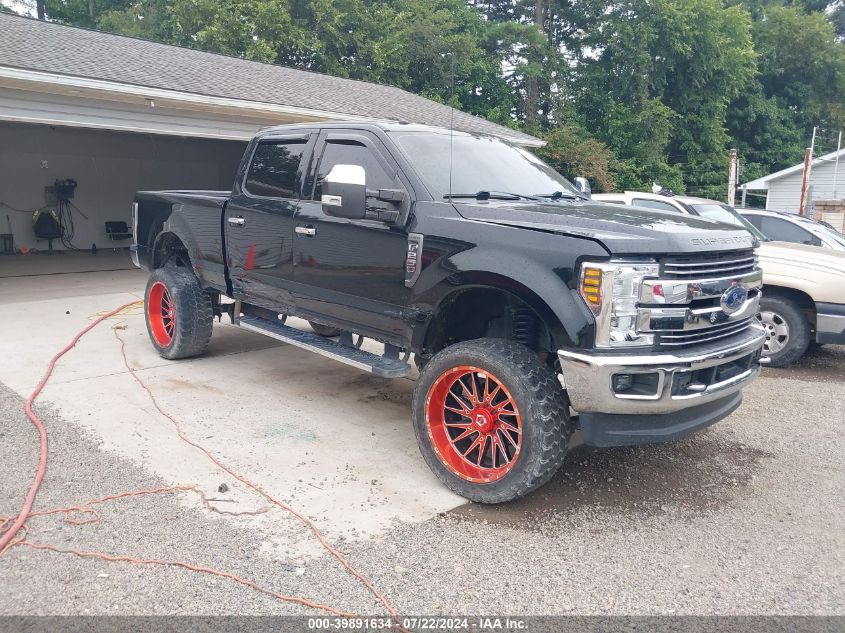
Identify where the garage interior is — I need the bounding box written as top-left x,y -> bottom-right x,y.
0,122 -> 245,263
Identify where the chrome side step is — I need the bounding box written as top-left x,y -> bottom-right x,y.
237,315 -> 410,378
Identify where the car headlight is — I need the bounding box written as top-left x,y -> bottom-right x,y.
579,260 -> 659,347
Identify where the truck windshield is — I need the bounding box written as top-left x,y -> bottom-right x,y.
691,203 -> 768,241
390,131 -> 582,201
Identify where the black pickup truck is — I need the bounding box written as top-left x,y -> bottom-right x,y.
132,122 -> 766,503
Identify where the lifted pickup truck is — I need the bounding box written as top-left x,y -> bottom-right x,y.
132,122 -> 765,503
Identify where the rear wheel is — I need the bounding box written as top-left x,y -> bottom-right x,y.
412,338 -> 570,503
144,265 -> 213,360
756,295 -> 811,367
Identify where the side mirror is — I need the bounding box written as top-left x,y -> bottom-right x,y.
321,164 -> 366,220
574,176 -> 592,198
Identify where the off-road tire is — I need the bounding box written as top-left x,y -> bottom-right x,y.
309,322 -> 341,337
757,295 -> 811,368
412,338 -> 571,503
144,265 -> 213,360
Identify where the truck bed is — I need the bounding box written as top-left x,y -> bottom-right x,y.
134,190 -> 231,292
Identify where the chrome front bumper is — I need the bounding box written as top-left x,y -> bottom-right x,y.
558,325 -> 765,415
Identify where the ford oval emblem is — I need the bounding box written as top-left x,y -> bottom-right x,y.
720,285 -> 748,315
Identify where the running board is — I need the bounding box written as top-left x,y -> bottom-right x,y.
237,315 -> 410,378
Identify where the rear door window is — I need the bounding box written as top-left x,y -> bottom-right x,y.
244,140 -> 307,198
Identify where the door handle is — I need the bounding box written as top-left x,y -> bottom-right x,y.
295,226 -> 317,237
228,216 -> 245,226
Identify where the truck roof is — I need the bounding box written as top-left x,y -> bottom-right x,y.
257,120 -> 486,140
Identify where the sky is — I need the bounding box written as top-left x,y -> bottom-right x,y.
1,1 -> 37,17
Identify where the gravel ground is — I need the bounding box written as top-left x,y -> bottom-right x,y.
1,345 -> 843,617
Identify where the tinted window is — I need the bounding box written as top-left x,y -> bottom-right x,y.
245,140 -> 306,198
759,217 -> 820,246
314,140 -> 398,211
744,214 -> 764,229
631,198 -> 681,213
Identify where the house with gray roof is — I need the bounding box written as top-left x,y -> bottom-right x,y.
0,13 -> 537,251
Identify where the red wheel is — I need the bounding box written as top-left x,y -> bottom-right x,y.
143,266 -> 212,359
147,280 -> 175,346
413,339 -> 570,503
425,365 -> 522,483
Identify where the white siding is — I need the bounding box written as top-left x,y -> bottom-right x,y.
766,157 -> 845,213
0,121 -> 246,252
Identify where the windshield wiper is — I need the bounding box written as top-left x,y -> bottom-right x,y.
444,191 -> 541,201
534,191 -> 585,201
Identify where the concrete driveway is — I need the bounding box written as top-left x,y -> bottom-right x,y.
0,253 -> 462,547
1,252 -> 843,617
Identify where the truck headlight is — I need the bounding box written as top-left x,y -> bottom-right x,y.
579,260 -> 659,347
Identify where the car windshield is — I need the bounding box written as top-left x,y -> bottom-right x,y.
691,203 -> 768,241
390,131 -> 582,200
795,215 -> 845,248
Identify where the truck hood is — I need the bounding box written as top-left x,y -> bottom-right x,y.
454,200 -> 757,255
758,240 -> 845,275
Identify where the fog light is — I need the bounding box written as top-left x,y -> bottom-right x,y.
612,372 -> 661,397
613,373 -> 634,393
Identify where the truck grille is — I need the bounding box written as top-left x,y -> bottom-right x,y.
661,250 -> 757,280
658,317 -> 756,347
646,249 -> 762,349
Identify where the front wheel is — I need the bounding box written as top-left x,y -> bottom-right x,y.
412,338 -> 571,503
144,265 -> 213,360
756,295 -> 811,367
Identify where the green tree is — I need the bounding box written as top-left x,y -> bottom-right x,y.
575,0 -> 755,198
536,123 -> 618,192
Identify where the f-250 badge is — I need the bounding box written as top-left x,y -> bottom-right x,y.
405,233 -> 424,288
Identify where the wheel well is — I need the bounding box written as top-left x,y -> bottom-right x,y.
421,287 -> 562,362
152,232 -> 191,269
762,285 -> 817,328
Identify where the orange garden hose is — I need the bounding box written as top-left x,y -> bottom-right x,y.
0,300 -> 405,627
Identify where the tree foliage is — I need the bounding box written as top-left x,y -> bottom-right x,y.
11,0 -> 844,200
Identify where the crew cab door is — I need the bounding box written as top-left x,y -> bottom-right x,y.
225,133 -> 315,306
292,131 -> 412,340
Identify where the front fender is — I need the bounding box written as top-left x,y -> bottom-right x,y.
409,218 -> 608,349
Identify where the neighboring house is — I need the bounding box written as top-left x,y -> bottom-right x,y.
0,13 -> 538,252
741,147 -> 845,214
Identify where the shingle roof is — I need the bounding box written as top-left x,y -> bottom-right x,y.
0,13 -> 539,145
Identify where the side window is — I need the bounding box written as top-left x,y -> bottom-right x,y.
244,140 -> 307,198
631,198 -> 681,213
744,214 -> 764,230
760,217 -> 819,245
314,140 -> 399,211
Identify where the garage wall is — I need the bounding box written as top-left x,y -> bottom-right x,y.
0,122 -> 247,252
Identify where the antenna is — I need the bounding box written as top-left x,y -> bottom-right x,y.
448,52 -> 455,199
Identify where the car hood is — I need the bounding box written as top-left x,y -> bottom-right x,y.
454,200 -> 758,255
758,240 -> 845,275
